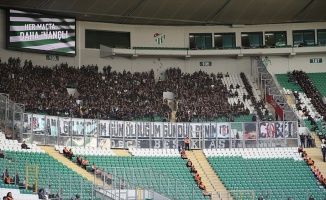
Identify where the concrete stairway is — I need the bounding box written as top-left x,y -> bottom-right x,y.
112,149 -> 131,156
186,150 -> 232,200
304,148 -> 326,176
39,146 -> 107,186
311,132 -> 322,147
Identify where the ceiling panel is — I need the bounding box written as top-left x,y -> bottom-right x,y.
0,0 -> 325,25
295,0 -> 326,22
131,0 -> 168,17
66,0 -> 97,13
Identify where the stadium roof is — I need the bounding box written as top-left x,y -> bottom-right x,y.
1,0 -> 326,26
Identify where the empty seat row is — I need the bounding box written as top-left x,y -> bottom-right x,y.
54,145 -> 115,156
129,148 -> 180,157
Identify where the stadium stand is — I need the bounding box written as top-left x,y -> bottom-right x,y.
0,132 -> 99,200
0,60 -> 171,121
204,148 -> 326,200
59,147 -> 209,200
0,58 -> 270,124
276,71 -> 326,141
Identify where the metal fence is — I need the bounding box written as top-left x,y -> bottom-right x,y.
0,93 -> 24,140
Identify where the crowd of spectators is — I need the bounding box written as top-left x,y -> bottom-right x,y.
0,58 -> 171,121
292,70 -> 326,116
0,57 -> 262,122
166,68 -> 251,122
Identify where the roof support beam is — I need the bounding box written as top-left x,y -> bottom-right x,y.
206,0 -> 231,24
290,0 -> 315,21
119,0 -> 146,24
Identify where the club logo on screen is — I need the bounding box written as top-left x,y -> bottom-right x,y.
154,33 -> 165,45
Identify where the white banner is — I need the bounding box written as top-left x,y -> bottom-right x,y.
71,118 -> 84,136
84,119 -> 97,136
32,114 -> 45,133
110,121 -> 124,137
217,123 -> 230,139
59,117 -> 70,135
46,116 -> 58,136
99,120 -> 110,137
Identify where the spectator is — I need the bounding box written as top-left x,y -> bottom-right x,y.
181,149 -> 187,159
70,194 -> 80,200
190,165 -> 196,173
199,182 -> 206,190
309,195 -> 314,200
76,155 -> 82,166
322,146 -> 326,162
184,137 -> 190,151
21,141 -> 30,149
14,172 -> 20,185
0,149 -> 4,158
106,173 -> 112,185
2,169 -> 9,179
55,190 -> 64,200
95,168 -> 101,177
82,157 -> 89,170
120,179 -> 126,189
38,189 -> 47,200
45,185 -> 54,198
6,192 -> 13,200
298,146 -> 303,155
63,147 -> 69,157
4,172 -> 10,185
186,159 -> 192,167
300,134 -> 306,147
90,163 -> 95,173
178,143 -> 182,154
68,149 -> 74,160
202,189 -> 211,199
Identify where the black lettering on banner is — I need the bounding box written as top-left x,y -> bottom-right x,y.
152,123 -> 162,138
211,124 -> 217,138
144,123 -> 150,137
192,139 -> 199,148
153,140 -> 162,149
124,140 -> 137,148
85,120 -> 97,135
63,120 -> 69,135
125,122 -> 134,138
284,122 -> 293,137
218,139 -> 230,148
111,122 -> 124,137
205,140 -> 216,149
111,138 -> 124,148
176,124 -> 185,138
203,123 -> 217,138
204,124 -> 210,138
46,117 -> 58,135
100,121 -> 109,137
163,123 -> 171,138
163,140 -> 177,149
72,120 -> 84,135
136,123 -> 143,137
274,122 -> 282,138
